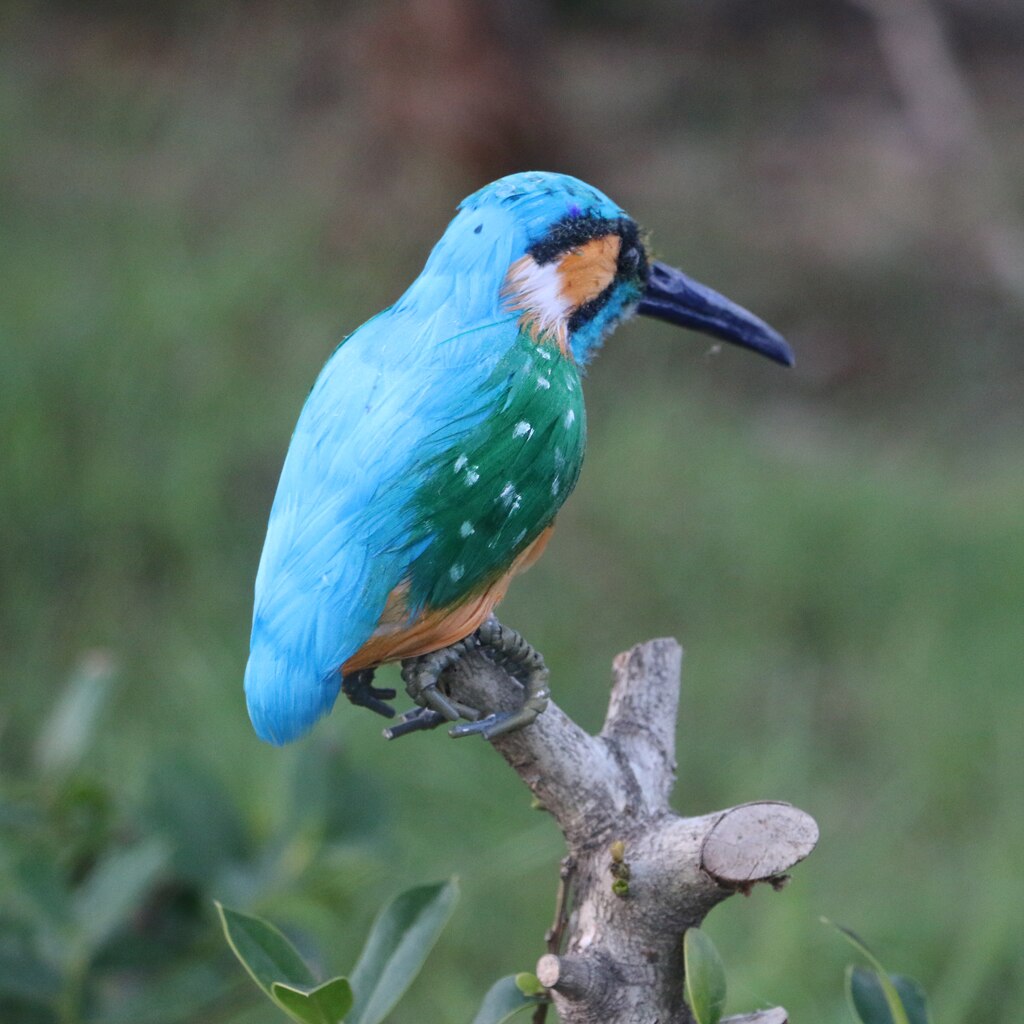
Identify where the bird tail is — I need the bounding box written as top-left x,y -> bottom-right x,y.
243,639 -> 341,745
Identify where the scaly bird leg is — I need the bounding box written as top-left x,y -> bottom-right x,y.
340,668 -> 397,719
390,617 -> 550,741
382,706 -> 449,740
395,635 -> 482,728
450,617 -> 550,739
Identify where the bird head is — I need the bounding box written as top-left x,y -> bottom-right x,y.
400,171 -> 793,368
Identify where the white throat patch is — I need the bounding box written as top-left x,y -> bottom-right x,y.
503,234 -> 622,355
504,255 -> 572,346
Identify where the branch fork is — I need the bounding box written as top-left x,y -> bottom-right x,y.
443,638 -> 818,1024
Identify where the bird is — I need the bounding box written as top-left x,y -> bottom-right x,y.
245,171 -> 793,745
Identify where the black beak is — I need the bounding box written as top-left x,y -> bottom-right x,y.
637,260 -> 794,367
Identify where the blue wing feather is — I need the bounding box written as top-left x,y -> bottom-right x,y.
245,304 -> 520,744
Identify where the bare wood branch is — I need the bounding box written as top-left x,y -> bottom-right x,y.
702,802 -> 819,886
601,639 -> 682,813
442,639 -> 817,1023
449,651 -> 630,846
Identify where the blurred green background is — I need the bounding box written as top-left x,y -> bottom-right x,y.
2,1 -> 1023,1021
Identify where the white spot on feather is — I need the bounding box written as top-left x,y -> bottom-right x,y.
513,421 -> 534,439
454,454 -> 468,473
499,482 -> 522,515
514,529 -> 527,545
538,348 -> 552,360
537,376 -> 551,390
552,476 -> 560,496
459,521 -> 475,538
449,564 -> 465,582
465,468 -> 480,486
565,409 -> 575,427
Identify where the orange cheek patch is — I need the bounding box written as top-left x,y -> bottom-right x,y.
557,235 -> 621,308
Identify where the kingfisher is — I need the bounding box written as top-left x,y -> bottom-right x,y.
245,171 -> 793,745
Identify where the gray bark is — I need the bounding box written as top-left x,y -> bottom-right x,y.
444,638 -> 817,1024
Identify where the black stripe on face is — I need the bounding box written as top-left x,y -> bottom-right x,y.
566,285 -> 615,335
615,219 -> 648,281
529,215 -> 649,333
528,213 -> 647,270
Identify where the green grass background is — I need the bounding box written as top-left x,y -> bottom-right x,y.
2,4 -> 1023,1022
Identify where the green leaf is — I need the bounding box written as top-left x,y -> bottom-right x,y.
514,972 -> 545,997
471,974 -> 543,1024
0,949 -> 62,1003
73,840 -> 168,956
348,878 -> 459,1024
890,975 -> 932,1024
847,965 -> 890,1024
272,976 -> 354,1024
847,966 -> 932,1024
216,902 -> 317,999
826,920 -> 911,1024
683,928 -> 727,1024
34,651 -> 115,776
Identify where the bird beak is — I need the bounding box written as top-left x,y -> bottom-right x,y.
637,260 -> 795,367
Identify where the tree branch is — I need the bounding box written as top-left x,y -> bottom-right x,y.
445,639 -> 818,1023
601,639 -> 681,813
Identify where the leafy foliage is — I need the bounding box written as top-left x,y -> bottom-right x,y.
346,880 -> 459,1024
0,662 -> 391,1024
683,928 -> 727,1024
471,975 -> 543,1023
273,978 -> 355,1024
218,903 -> 322,997
828,921 -> 933,1024
219,880 -> 457,1024
848,968 -> 931,1024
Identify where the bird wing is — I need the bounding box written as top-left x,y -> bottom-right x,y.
245,307 -> 502,743
244,307 -> 585,744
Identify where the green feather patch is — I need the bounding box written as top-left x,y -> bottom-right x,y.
406,334 -> 586,612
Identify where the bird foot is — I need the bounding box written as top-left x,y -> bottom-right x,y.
390,617 -> 550,741
447,702 -> 546,740
382,706 -> 448,740
397,635 -> 483,725
340,668 -> 397,719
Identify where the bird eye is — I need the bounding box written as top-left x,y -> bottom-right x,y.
621,247 -> 641,273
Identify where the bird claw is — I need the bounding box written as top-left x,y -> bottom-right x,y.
413,681 -> 465,723
341,669 -> 397,719
448,684 -> 551,739
383,706 -> 448,740
392,618 -> 550,741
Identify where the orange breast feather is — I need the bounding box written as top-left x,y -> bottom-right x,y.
342,525 -> 554,672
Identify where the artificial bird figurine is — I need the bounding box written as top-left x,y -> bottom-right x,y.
245,171 -> 793,745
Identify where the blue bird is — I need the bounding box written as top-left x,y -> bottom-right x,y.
245,171 -> 792,745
